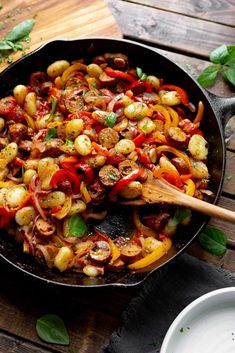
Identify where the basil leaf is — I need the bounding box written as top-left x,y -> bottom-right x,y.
36,314 -> 69,345
136,67 -> 143,78
0,41 -> 13,51
223,67 -> 235,86
140,73 -> 147,81
210,44 -> 229,64
197,65 -> 220,87
68,214 -> 87,237
44,128 -> 57,141
199,226 -> 227,256
170,207 -> 191,227
105,112 -> 117,127
5,19 -> 35,42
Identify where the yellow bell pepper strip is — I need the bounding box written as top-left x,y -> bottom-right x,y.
153,104 -> 171,134
61,63 -> 87,84
108,238 -> 121,262
24,112 -> 35,130
80,181 -> 91,203
184,178 -> 196,196
155,145 -> 193,174
128,237 -> 172,270
166,106 -> 179,127
193,101 -> 204,125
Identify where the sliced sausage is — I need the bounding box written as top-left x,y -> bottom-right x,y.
171,157 -> 190,175
89,240 -> 111,263
104,53 -> 129,71
64,89 -> 84,113
98,127 -> 119,149
144,212 -> 170,232
99,165 -> 120,187
118,160 -> 138,177
99,72 -> 117,86
42,138 -> 64,157
120,241 -> 142,262
18,140 -> 33,152
166,126 -> 187,149
8,123 -> 28,143
87,181 -> 106,205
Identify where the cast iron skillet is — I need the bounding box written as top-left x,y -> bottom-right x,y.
0,38 -> 234,288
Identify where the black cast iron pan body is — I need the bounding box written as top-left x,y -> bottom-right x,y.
0,38 -> 232,288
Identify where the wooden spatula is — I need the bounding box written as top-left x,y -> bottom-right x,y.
121,172 -> 235,224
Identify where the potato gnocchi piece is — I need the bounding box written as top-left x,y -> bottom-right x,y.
24,92 -> 37,117
119,181 -> 143,199
13,84 -> 27,107
54,246 -> 73,272
191,160 -> 209,179
124,102 -> 150,120
159,90 -> 181,106
39,191 -> 66,208
47,60 -> 70,78
74,135 -> 92,156
188,134 -> 208,160
6,186 -> 29,208
115,139 -> 135,155
0,142 -> 18,168
15,206 -> 36,226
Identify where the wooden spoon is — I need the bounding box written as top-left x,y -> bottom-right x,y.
121,172 -> 235,224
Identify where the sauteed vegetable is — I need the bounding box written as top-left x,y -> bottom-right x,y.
0,52 -> 210,276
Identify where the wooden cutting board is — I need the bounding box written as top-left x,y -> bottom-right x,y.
0,0 -> 122,72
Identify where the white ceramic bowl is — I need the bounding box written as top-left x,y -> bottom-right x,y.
160,287 -> 235,353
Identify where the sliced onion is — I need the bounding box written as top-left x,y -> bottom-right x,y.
107,93 -> 124,112
200,189 -> 214,196
83,210 -> 108,221
36,244 -> 55,268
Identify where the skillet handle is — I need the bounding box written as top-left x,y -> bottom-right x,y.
205,90 -> 235,128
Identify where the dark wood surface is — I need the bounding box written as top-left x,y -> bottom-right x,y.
1,0 -> 235,352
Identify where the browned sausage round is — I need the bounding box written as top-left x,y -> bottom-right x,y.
171,157 -> 190,175
99,72 -> 117,86
120,241 -> 142,262
87,181 -> 106,205
89,240 -> 111,263
118,160 -> 138,177
64,89 -> 84,113
8,123 -> 28,143
98,127 -> 119,149
104,53 -> 129,71
166,126 -> 187,149
42,138 -> 64,157
35,218 -> 56,237
99,165 -> 121,187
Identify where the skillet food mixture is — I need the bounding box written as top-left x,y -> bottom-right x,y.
0,53 -> 209,276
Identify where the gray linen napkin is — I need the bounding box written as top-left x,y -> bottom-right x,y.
100,254 -> 235,353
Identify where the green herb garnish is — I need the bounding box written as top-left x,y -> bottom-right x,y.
136,67 -> 148,81
36,314 -> 69,345
44,128 -> 57,141
68,214 -> 87,238
104,112 -> 117,127
0,19 -> 35,63
170,208 -> 191,227
197,44 -> 235,87
46,98 -> 57,122
199,226 -> 227,256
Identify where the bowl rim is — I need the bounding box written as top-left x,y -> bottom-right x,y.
160,286 -> 235,353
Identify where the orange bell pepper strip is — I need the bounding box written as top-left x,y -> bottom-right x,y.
193,101 -> 204,125
108,238 -> 121,262
184,178 -> 196,196
155,145 -> 193,174
128,237 -> 172,270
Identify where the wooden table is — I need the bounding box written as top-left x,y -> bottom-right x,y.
1,0 -> 235,352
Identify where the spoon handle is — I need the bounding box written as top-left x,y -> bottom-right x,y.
179,192 -> 235,223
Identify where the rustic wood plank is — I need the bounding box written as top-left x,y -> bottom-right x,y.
0,0 -> 122,71
107,0 -> 235,58
0,331 -> 57,353
124,0 -> 235,27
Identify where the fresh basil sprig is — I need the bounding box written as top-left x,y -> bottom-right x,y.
0,19 -> 35,63
68,214 -> 87,237
197,44 -> 235,87
36,314 -> 70,345
198,226 -> 227,256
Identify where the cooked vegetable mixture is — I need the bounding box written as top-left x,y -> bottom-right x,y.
0,52 -> 209,276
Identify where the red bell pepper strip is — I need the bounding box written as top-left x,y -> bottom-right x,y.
133,132 -> 146,147
50,169 -> 80,194
0,207 -> 15,228
128,80 -> 152,93
159,84 -> 189,106
92,142 -> 110,157
75,162 -> 95,184
136,148 -> 151,164
14,157 -> 25,167
104,67 -> 136,83
153,167 -> 183,189
109,169 -> 141,198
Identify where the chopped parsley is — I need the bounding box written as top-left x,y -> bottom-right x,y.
104,112 -> 117,127
44,127 -> 57,141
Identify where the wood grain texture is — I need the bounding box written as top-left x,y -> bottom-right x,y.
0,0 -> 121,71
107,0 -> 235,58
124,0 -> 235,27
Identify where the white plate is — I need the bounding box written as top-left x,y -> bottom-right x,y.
160,287 -> 235,353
